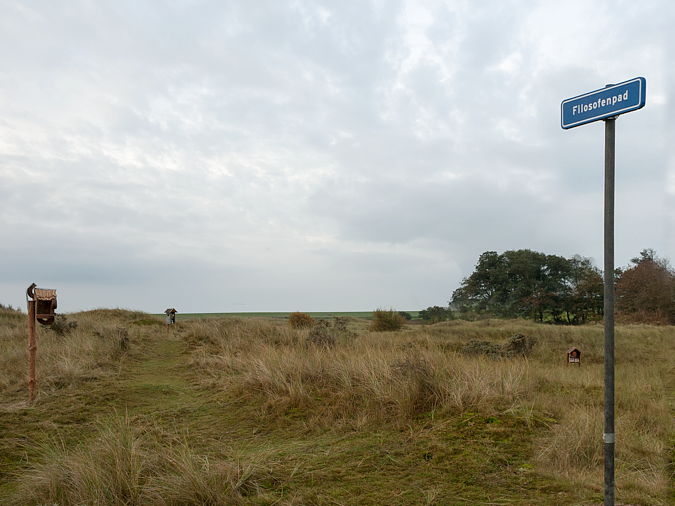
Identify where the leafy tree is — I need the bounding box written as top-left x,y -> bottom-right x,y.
452,250 -> 600,323
506,250 -> 572,321
451,251 -> 509,316
616,249 -> 675,324
450,248 -> 673,324
562,256 -> 603,324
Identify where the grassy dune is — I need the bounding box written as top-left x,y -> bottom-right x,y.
0,308 -> 672,504
169,311 -> 418,321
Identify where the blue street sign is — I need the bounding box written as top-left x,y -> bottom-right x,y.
561,77 -> 646,129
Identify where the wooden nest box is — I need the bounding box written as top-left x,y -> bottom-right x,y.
27,284 -> 57,325
567,347 -> 581,365
164,308 -> 177,324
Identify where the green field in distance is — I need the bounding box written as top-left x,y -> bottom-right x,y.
160,311 -> 420,320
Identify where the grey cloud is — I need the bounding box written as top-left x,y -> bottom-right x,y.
1,0 -> 673,312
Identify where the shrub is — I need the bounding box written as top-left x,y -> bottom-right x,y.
502,333 -> 536,357
49,314 -> 78,336
370,309 -> 405,331
419,306 -> 453,323
305,317 -> 356,348
461,339 -> 502,358
462,334 -> 536,359
397,311 -> 412,320
288,312 -> 315,329
306,320 -> 336,348
332,316 -> 349,332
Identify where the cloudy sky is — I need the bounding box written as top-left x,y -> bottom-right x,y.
1,0 -> 673,313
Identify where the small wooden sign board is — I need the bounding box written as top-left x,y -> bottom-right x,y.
567,347 -> 581,365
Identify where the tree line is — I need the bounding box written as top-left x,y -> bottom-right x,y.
419,248 -> 674,325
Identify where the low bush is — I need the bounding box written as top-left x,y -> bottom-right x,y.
397,311 -> 412,320
49,314 -> 78,336
502,333 -> 536,357
288,312 -> 315,329
419,306 -> 453,323
370,309 -> 406,331
461,339 -> 502,358
462,334 -> 536,359
306,320 -> 336,348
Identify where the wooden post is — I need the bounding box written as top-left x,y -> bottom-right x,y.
27,299 -> 37,403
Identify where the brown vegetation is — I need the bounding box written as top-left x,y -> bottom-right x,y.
369,308 -> 406,331
616,249 -> 675,324
287,311 -> 315,329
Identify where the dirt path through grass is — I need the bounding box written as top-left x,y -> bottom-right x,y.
117,334 -> 194,414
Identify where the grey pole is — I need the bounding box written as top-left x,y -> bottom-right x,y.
603,116 -> 616,505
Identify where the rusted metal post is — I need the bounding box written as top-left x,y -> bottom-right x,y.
27,298 -> 37,403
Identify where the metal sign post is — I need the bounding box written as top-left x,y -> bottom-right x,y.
603,116 -> 616,505
561,77 -> 646,506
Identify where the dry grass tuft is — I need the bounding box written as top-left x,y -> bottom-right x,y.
12,415 -> 269,506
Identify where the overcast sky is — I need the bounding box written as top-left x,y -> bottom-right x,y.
1,0 -> 673,313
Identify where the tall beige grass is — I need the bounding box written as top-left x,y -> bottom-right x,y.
12,414 -> 269,506
184,317 -> 673,503
187,319 -> 529,420
0,309 -> 149,403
